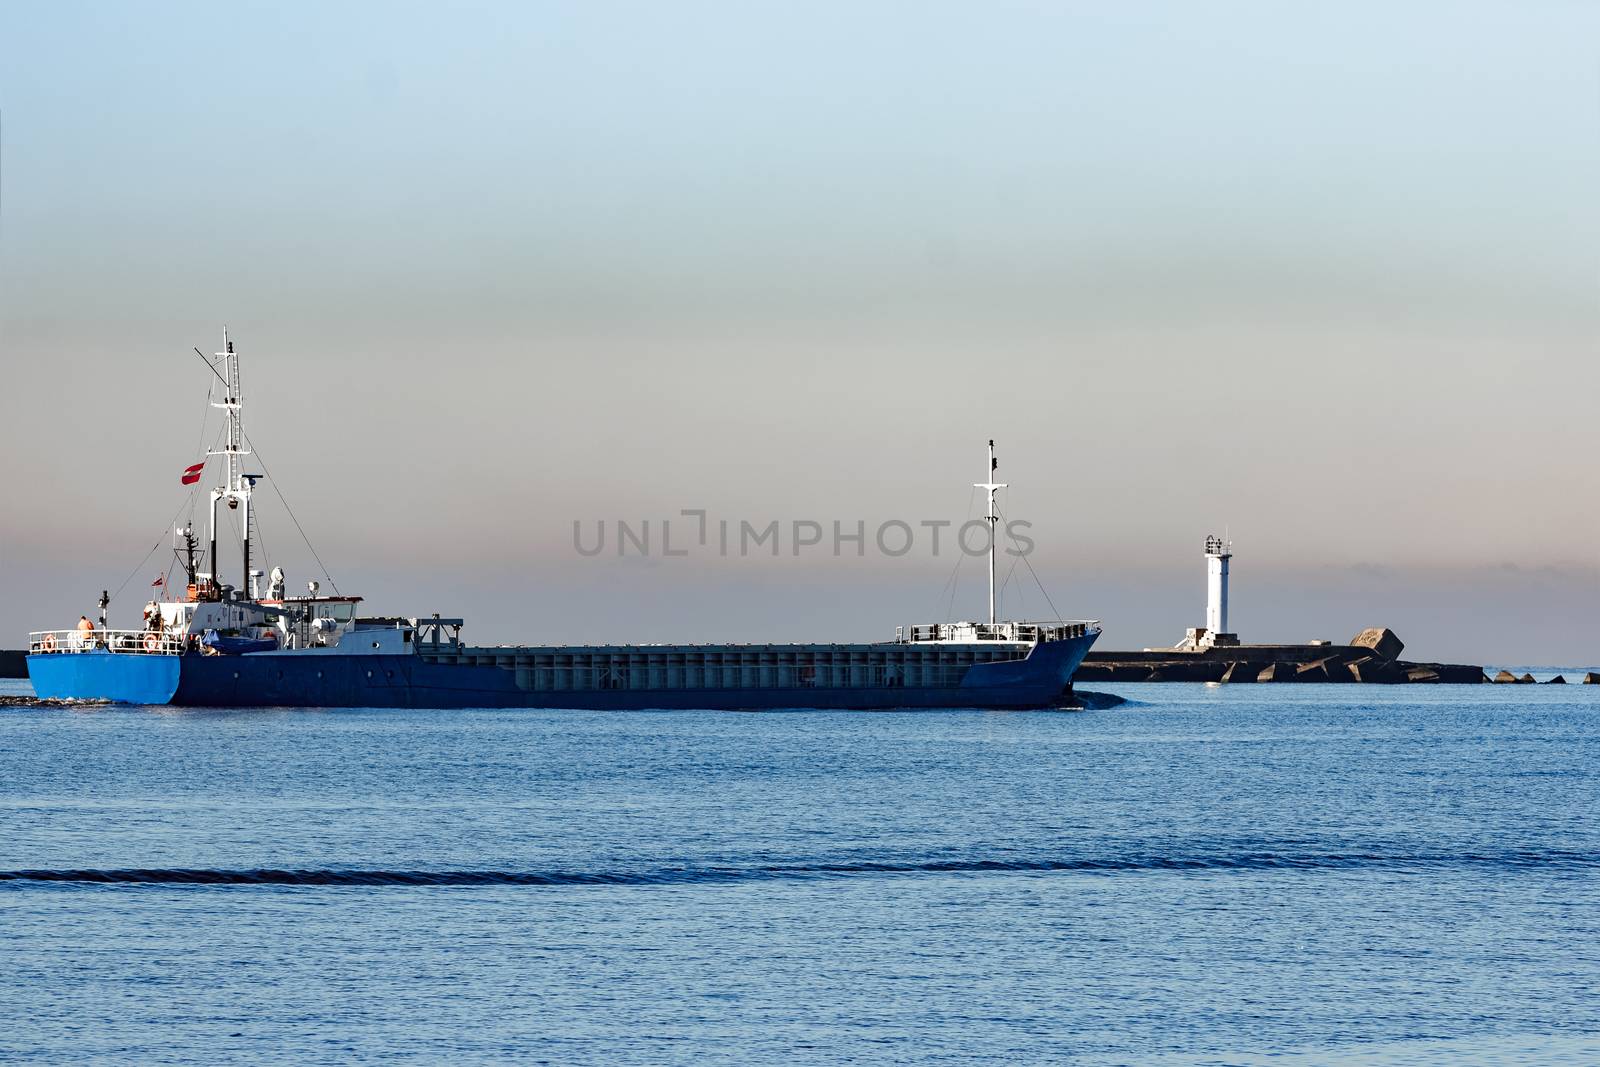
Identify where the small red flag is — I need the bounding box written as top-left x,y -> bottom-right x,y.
151,576 -> 164,586
181,461 -> 205,485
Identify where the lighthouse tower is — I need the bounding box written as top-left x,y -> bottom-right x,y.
1171,534 -> 1239,651
1203,535 -> 1235,644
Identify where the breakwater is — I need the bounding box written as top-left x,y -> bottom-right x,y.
1076,628 -> 1593,684
1076,649 -> 1483,684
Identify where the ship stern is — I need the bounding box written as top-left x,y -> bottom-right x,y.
26,651 -> 182,705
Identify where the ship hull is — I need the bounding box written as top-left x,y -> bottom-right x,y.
27,632 -> 1097,710
27,650 -> 181,705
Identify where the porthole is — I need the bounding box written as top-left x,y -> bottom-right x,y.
366,670 -> 372,678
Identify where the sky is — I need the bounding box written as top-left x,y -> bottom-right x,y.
2,1 -> 1597,665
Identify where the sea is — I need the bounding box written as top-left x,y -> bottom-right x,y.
2,676 -> 1597,1065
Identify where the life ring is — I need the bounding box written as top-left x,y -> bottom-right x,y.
144,633 -> 161,653
40,633 -> 57,652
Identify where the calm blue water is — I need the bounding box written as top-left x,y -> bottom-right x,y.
3,678 -> 1598,1065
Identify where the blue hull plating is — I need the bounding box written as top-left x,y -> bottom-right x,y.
27,652 -> 181,705
29,633 -> 1096,710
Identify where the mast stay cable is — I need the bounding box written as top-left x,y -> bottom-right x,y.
995,501 -> 1063,623
934,485 -> 978,622
240,429 -> 340,594
108,494 -> 201,608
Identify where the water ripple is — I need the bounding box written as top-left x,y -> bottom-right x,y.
3,847 -> 1596,887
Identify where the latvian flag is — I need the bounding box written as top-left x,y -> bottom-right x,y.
151,575 -> 165,587
181,461 -> 205,486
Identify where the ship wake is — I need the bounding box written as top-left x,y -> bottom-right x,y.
2,847 -> 1596,887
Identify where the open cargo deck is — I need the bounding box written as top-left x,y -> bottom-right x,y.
423,629 -> 1095,694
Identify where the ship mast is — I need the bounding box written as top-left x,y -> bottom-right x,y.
179,522 -> 199,590
205,327 -> 254,600
974,439 -> 1007,626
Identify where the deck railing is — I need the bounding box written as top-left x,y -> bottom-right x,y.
28,629 -> 186,656
895,621 -> 1099,645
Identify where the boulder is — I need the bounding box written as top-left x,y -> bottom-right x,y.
1585,672 -> 1600,685
1519,673 -> 1536,684
0,650 -> 26,679
1493,670 -> 1520,684
1220,661 -> 1262,683
1545,675 -> 1566,684
1074,664 -> 1159,682
1405,666 -> 1441,684
1349,628 -> 1405,662
1429,663 -> 1486,684
1140,661 -> 1224,682
1349,657 -> 1403,684
1293,657 -> 1352,682
1292,661 -> 1325,681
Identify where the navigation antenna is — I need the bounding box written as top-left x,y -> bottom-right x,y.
176,522 -> 199,591
205,327 -> 255,599
975,439 -> 1007,626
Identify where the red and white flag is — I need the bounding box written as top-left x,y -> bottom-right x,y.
181,461 -> 205,485
151,576 -> 164,587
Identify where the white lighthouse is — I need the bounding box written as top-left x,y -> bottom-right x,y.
1205,534 -> 1231,638
1171,534 -> 1238,651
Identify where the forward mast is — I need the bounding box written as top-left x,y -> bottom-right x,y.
975,439 -> 1007,626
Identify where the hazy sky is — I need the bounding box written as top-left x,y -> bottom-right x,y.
3,1 -> 1597,664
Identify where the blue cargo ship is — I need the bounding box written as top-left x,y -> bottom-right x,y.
27,332 -> 1099,709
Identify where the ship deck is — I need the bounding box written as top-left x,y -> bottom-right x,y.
421,640 -> 1038,693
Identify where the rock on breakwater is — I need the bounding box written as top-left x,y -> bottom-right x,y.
1075,628 -> 1485,684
